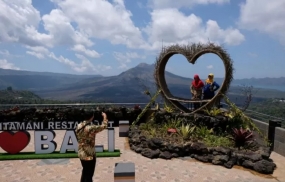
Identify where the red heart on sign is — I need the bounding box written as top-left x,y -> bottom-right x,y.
0,131 -> 31,154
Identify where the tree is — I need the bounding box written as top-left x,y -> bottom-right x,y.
6,86 -> 13,91
239,84 -> 258,111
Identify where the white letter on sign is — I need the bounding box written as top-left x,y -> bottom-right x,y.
60,130 -> 78,153
34,131 -> 57,154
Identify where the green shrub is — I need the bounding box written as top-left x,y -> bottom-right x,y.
203,135 -> 233,147
194,126 -> 213,139
177,124 -> 196,140
162,116 -> 182,130
204,107 -> 222,116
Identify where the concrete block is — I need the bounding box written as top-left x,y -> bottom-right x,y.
275,127 -> 285,138
114,162 -> 135,182
274,147 -> 285,157
252,119 -> 269,130
95,145 -> 104,153
119,121 -> 130,137
275,135 -> 285,143
274,141 -> 285,156
253,131 -> 268,146
278,149 -> 285,157
278,141 -> 285,150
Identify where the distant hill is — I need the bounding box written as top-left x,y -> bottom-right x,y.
29,63 -> 285,104
0,88 -> 41,102
0,68 -> 102,90
232,77 -> 285,86
1,63 -> 285,103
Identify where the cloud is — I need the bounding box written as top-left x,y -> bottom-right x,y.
148,0 -> 230,9
248,52 -> 258,58
25,46 -> 50,59
137,2 -> 144,9
238,0 -> 285,45
166,66 -> 174,72
0,49 -> 23,58
0,1 -> 96,51
48,52 -> 111,73
0,0 -> 148,68
50,0 -> 146,49
41,9 -> 93,47
24,44 -> 110,73
0,0 -> 247,73
0,50 -> 10,56
143,9 -> 245,50
71,45 -> 100,58
26,51 -> 45,59
113,52 -> 146,69
0,59 -> 20,70
0,0 -> 51,47
207,65 -> 214,69
0,0 -> 245,53
75,54 -> 111,72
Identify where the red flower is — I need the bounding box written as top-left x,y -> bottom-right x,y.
167,128 -> 177,133
134,105 -> 141,110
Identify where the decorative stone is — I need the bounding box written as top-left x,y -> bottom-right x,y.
141,148 -> 160,159
159,151 -> 172,159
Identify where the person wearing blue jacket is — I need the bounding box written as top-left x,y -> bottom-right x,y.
203,73 -> 220,100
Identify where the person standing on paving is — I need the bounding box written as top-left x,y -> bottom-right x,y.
75,111 -> 108,182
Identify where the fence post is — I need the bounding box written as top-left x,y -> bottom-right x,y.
268,120 -> 282,151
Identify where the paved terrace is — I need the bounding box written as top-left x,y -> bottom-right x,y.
0,128 -> 285,182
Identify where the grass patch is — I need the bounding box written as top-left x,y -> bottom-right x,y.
0,149 -> 121,161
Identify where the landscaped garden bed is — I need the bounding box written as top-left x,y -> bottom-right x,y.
128,98 -> 276,174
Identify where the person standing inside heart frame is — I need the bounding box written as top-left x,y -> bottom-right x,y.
75,111 -> 108,182
203,73 -> 220,101
191,74 -> 204,110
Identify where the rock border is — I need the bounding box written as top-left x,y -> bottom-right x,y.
128,126 -> 276,174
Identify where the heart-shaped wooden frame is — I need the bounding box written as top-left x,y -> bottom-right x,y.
154,43 -> 234,113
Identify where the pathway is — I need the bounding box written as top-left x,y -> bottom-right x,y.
0,128 -> 285,182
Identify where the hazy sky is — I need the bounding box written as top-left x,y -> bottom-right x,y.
0,0 -> 284,79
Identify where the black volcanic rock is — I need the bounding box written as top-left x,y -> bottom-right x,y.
128,124 -> 277,174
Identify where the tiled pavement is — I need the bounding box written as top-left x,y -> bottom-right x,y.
0,128 -> 285,182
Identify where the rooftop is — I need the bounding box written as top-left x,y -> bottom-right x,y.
1,128 -> 285,182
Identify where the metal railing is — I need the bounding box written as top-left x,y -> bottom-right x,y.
220,102 -> 285,128
0,103 -> 149,107
0,103 -> 152,109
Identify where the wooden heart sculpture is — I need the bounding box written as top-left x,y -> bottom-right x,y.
0,131 -> 31,154
154,43 -> 234,113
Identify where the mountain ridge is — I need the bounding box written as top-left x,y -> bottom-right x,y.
1,63 -> 285,103
30,63 -> 285,103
